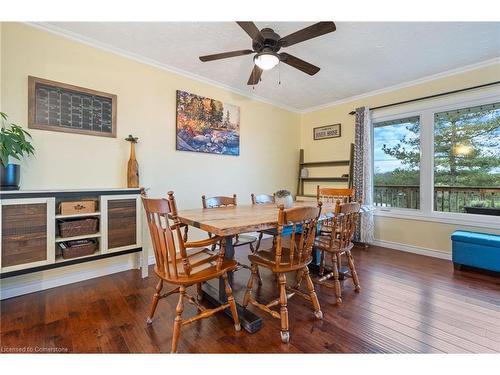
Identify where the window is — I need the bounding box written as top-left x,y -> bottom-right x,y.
371,85 -> 500,226
434,102 -> 500,214
373,116 -> 420,209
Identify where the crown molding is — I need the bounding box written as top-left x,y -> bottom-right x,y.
299,56 -> 500,114
24,23 -> 500,115
25,22 -> 302,113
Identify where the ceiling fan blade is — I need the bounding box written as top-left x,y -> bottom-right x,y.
236,22 -> 263,41
279,52 -> 320,75
247,65 -> 263,85
199,49 -> 254,62
279,22 -> 336,47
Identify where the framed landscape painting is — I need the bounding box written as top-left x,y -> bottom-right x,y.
176,90 -> 240,156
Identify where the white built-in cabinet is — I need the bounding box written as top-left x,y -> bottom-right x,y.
0,189 -> 146,279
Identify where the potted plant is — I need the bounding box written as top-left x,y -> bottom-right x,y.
275,189 -> 293,209
0,112 -> 35,190
464,200 -> 500,216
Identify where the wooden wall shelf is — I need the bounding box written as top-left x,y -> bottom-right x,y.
300,160 -> 350,167
297,145 -> 355,196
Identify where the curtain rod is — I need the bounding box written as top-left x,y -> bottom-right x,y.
348,81 -> 500,115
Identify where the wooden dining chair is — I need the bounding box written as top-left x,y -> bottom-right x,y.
316,186 -> 356,275
313,201 -> 361,305
202,194 -> 260,283
251,193 -> 276,252
316,186 -> 355,204
142,190 -> 240,353
243,203 -> 323,343
202,194 -> 258,252
251,193 -> 275,205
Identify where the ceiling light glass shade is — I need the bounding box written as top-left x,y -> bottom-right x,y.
254,53 -> 279,70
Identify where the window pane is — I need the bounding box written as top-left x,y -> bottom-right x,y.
434,102 -> 500,214
373,116 -> 420,209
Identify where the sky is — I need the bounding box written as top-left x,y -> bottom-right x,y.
373,120 -> 419,173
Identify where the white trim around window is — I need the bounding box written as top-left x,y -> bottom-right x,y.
371,85 -> 500,230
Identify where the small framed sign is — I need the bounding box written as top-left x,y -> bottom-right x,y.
313,123 -> 341,140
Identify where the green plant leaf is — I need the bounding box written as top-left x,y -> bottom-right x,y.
0,114 -> 35,167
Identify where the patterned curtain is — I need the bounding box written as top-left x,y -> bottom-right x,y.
353,107 -> 374,243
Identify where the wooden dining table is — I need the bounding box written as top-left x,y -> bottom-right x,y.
176,201 -> 338,333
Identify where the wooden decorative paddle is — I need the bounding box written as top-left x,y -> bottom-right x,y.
125,135 -> 139,188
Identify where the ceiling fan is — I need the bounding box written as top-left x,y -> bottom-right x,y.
199,22 -> 336,85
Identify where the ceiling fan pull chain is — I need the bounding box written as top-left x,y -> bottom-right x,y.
279,64 -> 281,85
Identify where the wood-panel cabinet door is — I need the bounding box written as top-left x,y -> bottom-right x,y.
0,198 -> 55,272
101,195 -> 141,253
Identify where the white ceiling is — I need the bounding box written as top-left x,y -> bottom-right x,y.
41,22 -> 500,112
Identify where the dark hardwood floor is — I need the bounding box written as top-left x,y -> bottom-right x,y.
1,244 -> 499,353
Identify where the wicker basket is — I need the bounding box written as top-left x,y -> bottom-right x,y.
58,218 -> 98,238
60,239 -> 97,259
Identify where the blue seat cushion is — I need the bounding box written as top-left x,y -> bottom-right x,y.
261,222 -> 324,237
262,224 -> 303,237
451,231 -> 500,247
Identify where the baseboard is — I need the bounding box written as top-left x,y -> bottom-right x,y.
371,239 -> 452,260
0,253 -> 140,300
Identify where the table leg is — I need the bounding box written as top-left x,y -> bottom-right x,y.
202,235 -> 263,333
219,236 -> 234,299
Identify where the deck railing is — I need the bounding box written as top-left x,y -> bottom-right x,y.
373,185 -> 500,212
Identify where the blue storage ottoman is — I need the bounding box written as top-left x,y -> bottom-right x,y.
451,230 -> 500,272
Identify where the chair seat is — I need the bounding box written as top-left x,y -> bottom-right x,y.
233,234 -> 257,247
155,247 -> 238,284
314,235 -> 353,253
248,247 -> 312,272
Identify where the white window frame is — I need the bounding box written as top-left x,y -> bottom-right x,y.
371,85 -> 500,230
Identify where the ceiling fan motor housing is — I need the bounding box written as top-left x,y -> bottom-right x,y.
252,28 -> 281,53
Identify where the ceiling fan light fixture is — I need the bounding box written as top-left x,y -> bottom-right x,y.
254,52 -> 279,70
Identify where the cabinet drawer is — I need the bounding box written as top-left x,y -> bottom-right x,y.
1,203 -> 48,268
107,199 -> 137,249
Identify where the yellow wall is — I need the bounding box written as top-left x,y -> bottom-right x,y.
374,217 -> 499,254
300,62 -> 500,254
1,22 -> 300,209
